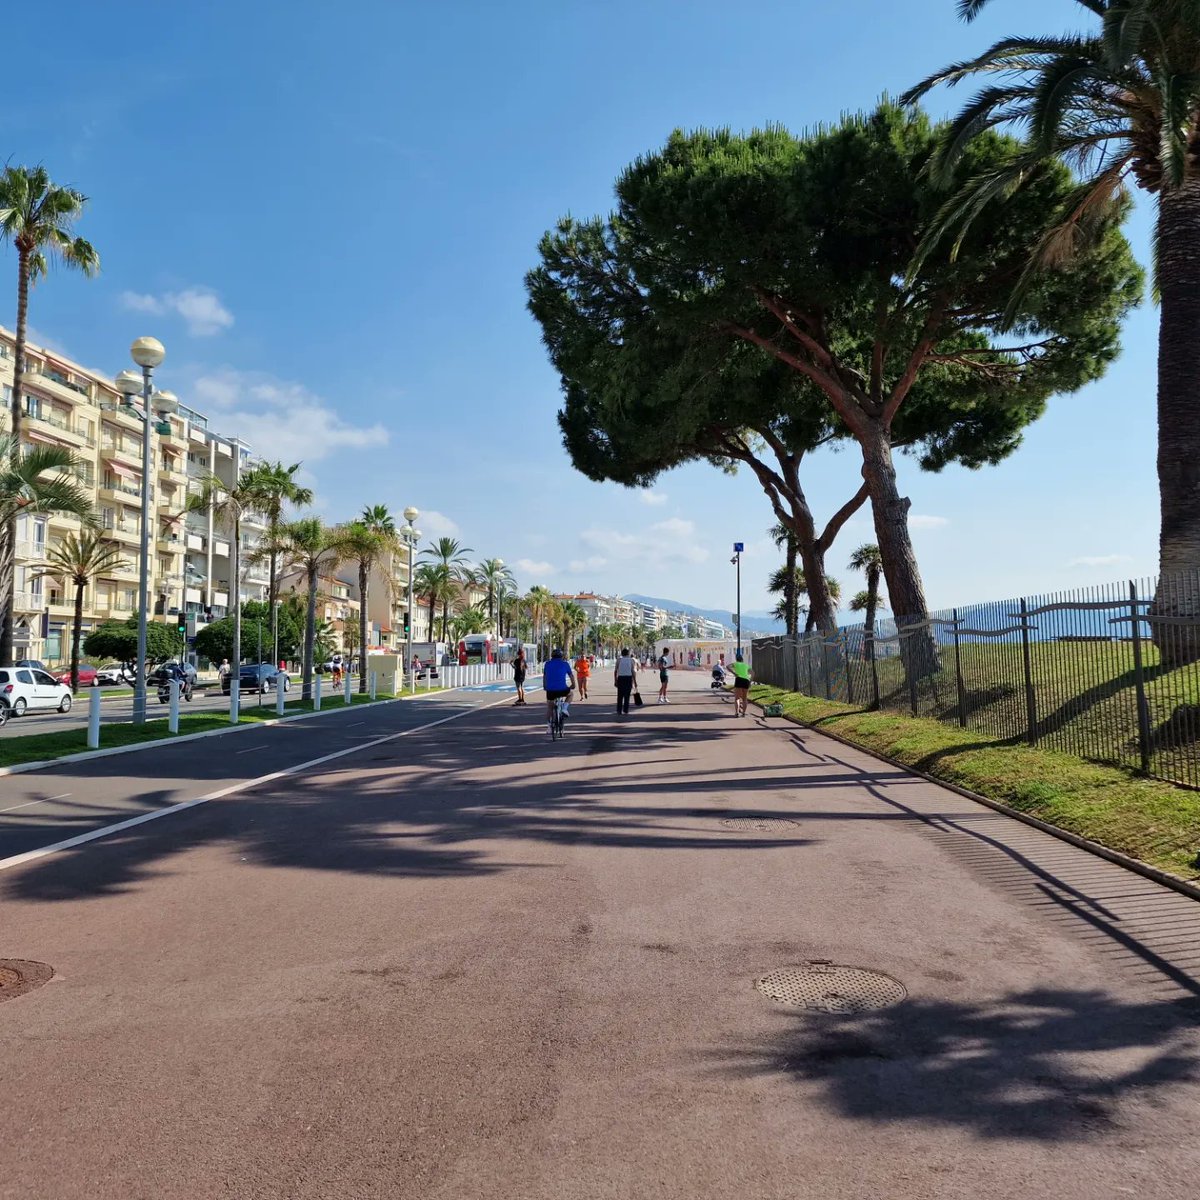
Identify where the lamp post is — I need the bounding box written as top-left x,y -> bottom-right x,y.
115,338 -> 171,724
731,541 -> 744,656
402,506 -> 419,685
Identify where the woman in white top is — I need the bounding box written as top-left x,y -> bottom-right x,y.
613,648 -> 637,715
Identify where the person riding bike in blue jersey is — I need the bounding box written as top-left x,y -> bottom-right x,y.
542,647 -> 576,736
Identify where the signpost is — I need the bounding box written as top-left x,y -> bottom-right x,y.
731,543 -> 744,654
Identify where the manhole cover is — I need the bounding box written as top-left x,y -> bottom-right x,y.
756,961 -> 907,1013
0,959 -> 53,1003
720,817 -> 799,832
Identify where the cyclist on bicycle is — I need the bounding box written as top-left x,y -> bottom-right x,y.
542,647 -> 576,735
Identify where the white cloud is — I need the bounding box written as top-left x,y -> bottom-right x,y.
185,367 -> 387,465
578,517 -> 710,567
514,557 -> 556,577
120,286 -> 234,336
638,490 -> 668,506
419,510 -> 461,539
909,514 -> 949,529
1069,554 -> 1131,569
569,555 -> 608,572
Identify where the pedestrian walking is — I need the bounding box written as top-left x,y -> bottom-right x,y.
657,650 -> 670,704
512,648 -> 528,706
218,658 -> 231,688
614,647 -> 637,715
730,650 -> 751,716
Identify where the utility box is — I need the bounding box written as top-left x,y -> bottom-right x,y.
368,653 -> 401,696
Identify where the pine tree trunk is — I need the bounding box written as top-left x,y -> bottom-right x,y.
1154,180 -> 1200,664
798,539 -> 837,636
358,559 -> 369,693
1,249 -> 31,667
785,535 -> 798,637
71,579 -> 85,692
858,422 -> 937,676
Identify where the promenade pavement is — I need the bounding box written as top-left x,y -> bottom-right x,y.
1,671 -> 1198,1199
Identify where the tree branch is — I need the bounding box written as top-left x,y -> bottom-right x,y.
816,480 -> 870,554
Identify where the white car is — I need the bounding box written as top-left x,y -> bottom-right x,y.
0,666 -> 74,716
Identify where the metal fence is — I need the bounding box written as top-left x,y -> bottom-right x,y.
752,571 -> 1200,790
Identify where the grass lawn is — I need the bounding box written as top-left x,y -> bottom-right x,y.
750,684 -> 1200,883
0,691 -> 403,770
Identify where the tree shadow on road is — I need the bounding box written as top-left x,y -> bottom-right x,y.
707,986 -> 1200,1142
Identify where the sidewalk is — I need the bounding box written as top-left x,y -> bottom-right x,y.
1,671 -> 1198,1199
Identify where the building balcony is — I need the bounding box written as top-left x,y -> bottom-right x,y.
24,407 -> 93,447
12,590 -> 45,612
99,483 -> 144,506
28,367 -> 95,405
100,520 -> 141,545
157,533 -> 183,553
213,591 -> 229,608
212,539 -> 231,558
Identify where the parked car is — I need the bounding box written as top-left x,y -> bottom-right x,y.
0,667 -> 74,716
14,659 -> 47,672
95,663 -> 127,686
224,663 -> 290,695
56,664 -> 99,688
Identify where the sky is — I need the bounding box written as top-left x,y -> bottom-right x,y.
0,0 -> 1158,617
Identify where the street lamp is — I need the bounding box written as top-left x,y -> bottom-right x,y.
731,541 -> 744,655
401,507 -> 420,687
115,337 -> 171,723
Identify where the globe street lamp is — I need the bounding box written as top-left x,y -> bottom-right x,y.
115,338 -> 172,723
401,507 -> 420,689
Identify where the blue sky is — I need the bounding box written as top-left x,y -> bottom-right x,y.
2,0 -> 1155,615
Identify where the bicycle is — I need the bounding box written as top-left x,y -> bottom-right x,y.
550,695 -> 569,740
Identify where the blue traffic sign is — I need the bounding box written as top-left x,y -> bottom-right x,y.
733,542 -> 744,553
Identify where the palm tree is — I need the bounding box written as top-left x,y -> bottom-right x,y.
559,600 -> 587,655
847,543 -> 886,653
276,517 -> 346,700
1,437 -> 95,663
184,471 -> 266,685
414,561 -> 454,642
238,461 -> 312,662
28,530 -> 124,691
0,166 -> 99,665
524,586 -> 555,658
420,537 -> 474,643
342,505 -> 399,692
903,1 -> 1200,654
475,557 -> 515,630
449,603 -> 488,640
770,522 -> 801,637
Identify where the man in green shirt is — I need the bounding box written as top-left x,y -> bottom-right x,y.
730,651 -> 751,717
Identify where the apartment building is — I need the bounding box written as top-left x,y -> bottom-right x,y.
1,325 -> 267,666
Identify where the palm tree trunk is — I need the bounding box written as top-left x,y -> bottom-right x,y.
232,517 -> 242,676
303,564 -> 317,701
268,542 -> 278,662
358,559 -> 368,694
71,578 -> 85,692
1,249 -> 31,667
858,423 -> 936,676
428,596 -> 436,645
1154,181 -> 1200,664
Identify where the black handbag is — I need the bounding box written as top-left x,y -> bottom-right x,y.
633,689 -> 644,706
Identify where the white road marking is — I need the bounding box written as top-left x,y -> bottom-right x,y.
235,744 -> 269,754
0,696 -> 513,873
0,793 -> 72,814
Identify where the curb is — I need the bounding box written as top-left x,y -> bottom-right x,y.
0,687 -> 472,779
752,698 -> 1200,906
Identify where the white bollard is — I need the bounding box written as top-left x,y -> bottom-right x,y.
344,672 -> 352,705
87,687 -> 101,749
370,670 -> 377,700
314,674 -> 322,711
276,678 -> 286,716
169,678 -> 180,733
410,664 -> 415,695
230,678 -> 240,724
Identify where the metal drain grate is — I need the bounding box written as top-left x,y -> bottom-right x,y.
0,959 -> 53,1003
756,961 -> 907,1013
720,817 -> 799,832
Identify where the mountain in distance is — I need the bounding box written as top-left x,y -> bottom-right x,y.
623,593 -> 786,636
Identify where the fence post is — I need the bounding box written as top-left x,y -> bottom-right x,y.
344,671 -> 352,705
791,638 -> 799,693
168,678 -> 180,734
868,633 -> 880,711
1129,579 -> 1152,772
952,608 -> 967,728
276,679 -> 286,715
843,634 -> 854,705
1019,597 -> 1037,746
314,674 -> 322,712
230,679 -> 240,724
370,670 -> 377,700
806,635 -> 816,697
88,687 -> 101,749
906,631 -> 919,716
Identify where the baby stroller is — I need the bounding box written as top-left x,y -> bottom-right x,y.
710,664 -> 727,689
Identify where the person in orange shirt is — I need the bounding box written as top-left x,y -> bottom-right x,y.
573,652 -> 591,699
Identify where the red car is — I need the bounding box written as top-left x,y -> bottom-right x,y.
56,665 -> 98,688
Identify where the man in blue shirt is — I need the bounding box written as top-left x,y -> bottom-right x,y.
542,647 -> 576,733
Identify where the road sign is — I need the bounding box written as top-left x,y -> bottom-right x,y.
733,542 -> 744,553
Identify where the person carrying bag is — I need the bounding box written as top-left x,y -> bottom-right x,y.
614,648 -> 637,715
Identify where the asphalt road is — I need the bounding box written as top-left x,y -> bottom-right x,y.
2,673 -> 1199,1199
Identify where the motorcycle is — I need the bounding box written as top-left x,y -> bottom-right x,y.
157,673 -> 194,704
